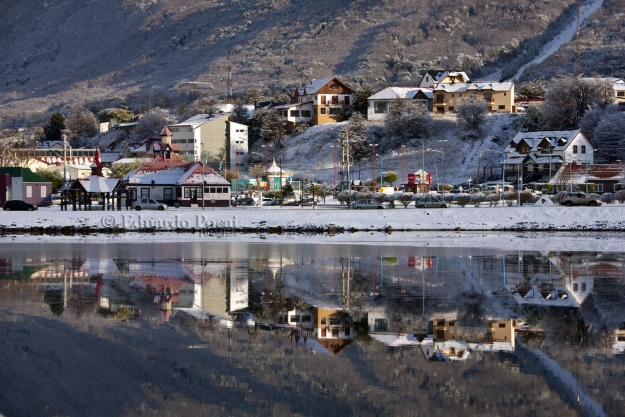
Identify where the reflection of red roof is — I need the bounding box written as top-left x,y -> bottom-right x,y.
135,274 -> 194,304
317,338 -> 353,355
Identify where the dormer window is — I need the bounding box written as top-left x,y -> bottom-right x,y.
330,83 -> 338,90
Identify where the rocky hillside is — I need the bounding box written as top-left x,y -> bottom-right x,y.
0,0 -> 623,121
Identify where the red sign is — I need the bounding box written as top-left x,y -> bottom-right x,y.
429,174 -> 433,185
408,256 -> 416,268
407,173 -> 415,184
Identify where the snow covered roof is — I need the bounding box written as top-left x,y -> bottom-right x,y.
77,176 -> 119,193
170,113 -> 229,127
552,163 -> 624,184
508,130 -> 584,151
296,77 -> 354,96
368,87 -> 433,100
99,153 -> 120,163
124,161 -> 229,186
434,81 -> 513,93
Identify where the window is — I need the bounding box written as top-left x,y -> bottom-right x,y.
498,105 -> 505,110
40,186 -> 46,198
374,318 -> 388,332
320,95 -> 326,104
581,283 -> 587,291
504,92 -> 507,96
374,101 -> 388,113
596,184 -> 603,192
449,321 -> 455,327
320,108 -> 327,114
320,318 -> 326,325
499,323 -> 506,328
301,110 -> 311,118
344,96 -> 350,105
313,108 -> 317,115
329,108 -> 341,116
164,188 -> 172,200
436,94 -> 445,103
290,315 -> 300,323
581,145 -> 586,154
141,188 -> 150,199
573,145 -> 578,154
484,93 -> 493,101
617,92 -> 625,97
209,187 -> 216,193
448,106 -> 455,112
574,283 -> 578,291
451,94 -> 455,98
26,186 -> 32,198
331,96 -> 339,104
290,110 -> 300,117
301,315 -> 312,323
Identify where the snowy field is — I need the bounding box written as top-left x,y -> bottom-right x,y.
2,203 -> 625,252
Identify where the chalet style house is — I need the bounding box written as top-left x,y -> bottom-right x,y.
501,130 -> 595,184
367,70 -> 515,119
275,77 -> 354,130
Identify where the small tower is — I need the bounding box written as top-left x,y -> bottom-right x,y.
160,125 -> 172,145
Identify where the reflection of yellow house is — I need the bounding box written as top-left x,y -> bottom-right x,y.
433,318 -> 517,346
314,308 -> 353,339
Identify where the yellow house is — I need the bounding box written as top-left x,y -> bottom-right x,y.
433,81 -> 516,114
433,318 -> 517,346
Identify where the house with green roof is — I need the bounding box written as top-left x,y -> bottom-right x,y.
0,167 -> 52,207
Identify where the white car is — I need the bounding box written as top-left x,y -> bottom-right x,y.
132,198 -> 168,211
352,199 -> 385,209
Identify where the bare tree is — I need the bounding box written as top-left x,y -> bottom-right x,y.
456,94 -> 488,131
132,108 -> 171,140
66,108 -> 98,140
541,75 -> 612,129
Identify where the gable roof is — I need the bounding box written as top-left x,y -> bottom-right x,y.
552,163 -> 624,184
124,161 -> 229,186
296,77 -> 354,95
368,87 -> 433,100
506,130 -> 588,152
433,81 -> 513,93
0,167 -> 51,183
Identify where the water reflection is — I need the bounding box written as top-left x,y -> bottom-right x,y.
1,242 -> 624,416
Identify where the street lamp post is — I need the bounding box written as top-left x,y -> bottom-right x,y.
262,144 -> 270,191
468,177 -> 472,190
537,147 -> 553,184
401,145 -> 405,184
235,146 -> 238,195
331,145 -> 337,193
586,148 -> 597,194
369,144 -> 378,189
488,149 -> 506,205
376,154 -> 383,187
429,149 -> 445,200
348,155 -> 354,209
201,143 -> 205,210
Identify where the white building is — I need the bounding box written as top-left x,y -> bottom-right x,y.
367,87 -> 433,120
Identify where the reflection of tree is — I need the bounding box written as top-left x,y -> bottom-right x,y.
261,281 -> 286,324
44,290 -> 65,316
457,291 -> 488,331
346,268 -> 368,322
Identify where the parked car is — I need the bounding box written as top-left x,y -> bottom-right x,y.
261,198 -> 278,206
50,194 -> 62,205
481,186 -> 500,195
352,199 -> 385,209
415,196 -> 450,209
279,195 -> 298,206
3,199 -> 37,211
558,192 -> 602,206
300,197 -> 317,206
232,197 -> 256,206
132,198 -> 168,211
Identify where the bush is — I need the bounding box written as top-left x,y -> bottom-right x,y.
600,193 -> 615,204
456,195 -> 470,208
615,190 -> 625,204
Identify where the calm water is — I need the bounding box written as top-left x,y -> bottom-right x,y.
1,241 -> 624,417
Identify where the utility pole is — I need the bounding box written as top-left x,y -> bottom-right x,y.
369,143 -> 378,189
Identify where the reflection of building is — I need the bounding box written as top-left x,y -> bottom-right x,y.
282,306 -> 354,355
423,318 -> 517,361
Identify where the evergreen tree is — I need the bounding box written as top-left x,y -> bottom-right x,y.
260,109 -> 286,148
229,98 -> 250,124
43,111 -> 66,141
346,112 -> 370,162
353,85 -> 374,116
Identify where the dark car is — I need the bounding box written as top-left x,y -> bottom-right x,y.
232,197 -> 256,206
3,200 -> 38,211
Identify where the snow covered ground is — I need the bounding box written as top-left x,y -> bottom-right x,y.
2,203 -> 625,252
